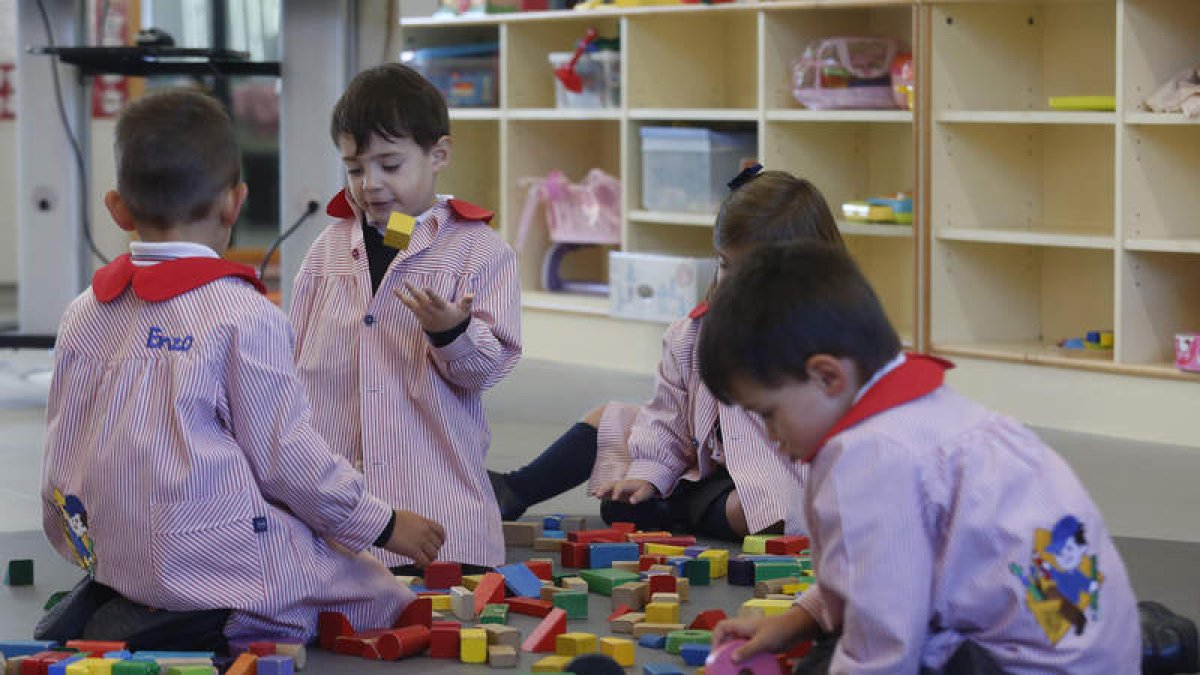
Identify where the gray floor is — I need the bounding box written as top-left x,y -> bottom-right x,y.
1,351 -> 1198,673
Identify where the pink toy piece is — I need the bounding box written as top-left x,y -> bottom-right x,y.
705,639 -> 784,675
1175,333 -> 1200,372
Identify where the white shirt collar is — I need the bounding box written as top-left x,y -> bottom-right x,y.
853,352 -> 906,405
129,240 -> 220,266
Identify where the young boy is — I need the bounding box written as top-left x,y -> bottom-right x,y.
42,90 -> 444,644
290,64 -> 521,570
697,242 -> 1139,673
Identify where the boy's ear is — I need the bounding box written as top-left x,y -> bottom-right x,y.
104,190 -> 137,232
806,354 -> 851,398
219,182 -> 249,228
429,135 -> 452,173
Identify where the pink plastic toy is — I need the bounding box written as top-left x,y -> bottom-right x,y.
705,639 -> 783,675
1175,333 -> 1200,373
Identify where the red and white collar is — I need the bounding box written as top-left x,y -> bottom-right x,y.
129,240 -> 219,266
325,189 -> 494,225
93,253 -> 265,303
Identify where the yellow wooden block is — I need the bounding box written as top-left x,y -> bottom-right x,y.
531,654 -> 573,672
677,577 -> 690,602
461,627 -> 489,664
599,637 -> 635,667
644,543 -> 686,556
741,598 -> 794,618
383,211 -> 416,249
781,582 -> 811,595
462,574 -> 484,591
67,660 -> 119,675
699,549 -> 729,578
742,535 -> 773,554
429,594 -> 452,611
645,601 -> 680,624
555,632 -> 597,657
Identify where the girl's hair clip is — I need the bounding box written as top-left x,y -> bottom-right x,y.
727,162 -> 764,191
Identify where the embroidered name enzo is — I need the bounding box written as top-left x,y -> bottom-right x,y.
146,326 -> 194,352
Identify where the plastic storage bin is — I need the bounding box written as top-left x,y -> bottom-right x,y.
404,43 -> 499,108
548,50 -> 620,109
640,127 -> 757,213
609,252 -> 718,323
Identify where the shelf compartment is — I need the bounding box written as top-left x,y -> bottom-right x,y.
931,241 -> 1113,355
441,119 -> 502,231
1124,238 -> 1200,254
763,121 -> 914,225
503,16 -> 621,110
930,1 -> 1115,114
931,123 -> 1113,237
1123,124 -> 1200,241
1123,0 -> 1200,116
625,221 -> 717,261
938,227 -> 1114,249
846,235 -> 915,344
626,11 -> 757,110
507,109 -> 622,120
767,110 -> 913,123
1119,251 -> 1200,366
1125,112 -> 1200,126
936,111 -> 1115,125
521,290 -> 610,317
628,211 -> 716,228
838,221 -> 913,239
505,119 -> 621,293
761,4 -> 914,111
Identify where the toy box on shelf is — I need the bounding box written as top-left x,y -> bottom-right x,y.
609,252 -> 717,323
640,127 -> 756,214
403,43 -> 499,108
792,37 -> 909,111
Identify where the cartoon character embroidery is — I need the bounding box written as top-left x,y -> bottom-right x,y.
53,488 -> 96,576
1011,515 -> 1103,645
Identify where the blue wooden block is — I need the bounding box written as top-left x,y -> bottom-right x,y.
637,634 -> 667,649
104,650 -> 133,659
684,545 -> 710,557
46,654 -> 87,674
543,515 -> 564,531
680,642 -> 712,666
497,562 -> 544,598
257,655 -> 295,675
667,556 -> 691,576
588,542 -> 639,569
541,530 -> 566,540
409,584 -> 429,593
0,640 -> 58,657
643,663 -> 685,675
132,651 -> 215,660
729,557 -> 756,586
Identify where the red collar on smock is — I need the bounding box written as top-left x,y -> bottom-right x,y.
92,254 -> 266,303
688,301 -> 709,319
810,353 -> 954,461
325,188 -> 494,224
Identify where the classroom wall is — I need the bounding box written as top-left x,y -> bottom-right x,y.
0,120 -> 15,285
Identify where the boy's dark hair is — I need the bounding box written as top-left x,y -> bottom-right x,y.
114,89 -> 241,229
698,241 -> 902,404
331,63 -> 450,154
714,171 -> 844,252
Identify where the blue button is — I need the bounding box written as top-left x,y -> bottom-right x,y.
364,314 -> 375,326
252,517 -> 267,533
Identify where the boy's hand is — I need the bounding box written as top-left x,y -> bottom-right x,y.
597,479 -> 659,504
713,606 -> 818,662
395,282 -> 474,333
382,509 -> 446,568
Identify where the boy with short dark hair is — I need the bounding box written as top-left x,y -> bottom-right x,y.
698,242 -> 1139,673
42,89 -> 443,644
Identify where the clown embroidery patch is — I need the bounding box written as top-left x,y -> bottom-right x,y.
54,488 -> 96,576
1010,515 -> 1103,644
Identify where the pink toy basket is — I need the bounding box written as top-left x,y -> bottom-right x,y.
515,169 -> 621,251
792,37 -> 903,110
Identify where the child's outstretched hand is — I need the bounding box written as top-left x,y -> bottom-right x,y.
395,282 -> 474,333
382,509 -> 446,568
596,478 -> 659,504
713,606 -> 817,662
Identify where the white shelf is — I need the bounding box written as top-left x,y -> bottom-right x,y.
449,109 -> 502,121
938,227 -> 1114,250
838,220 -> 913,238
1125,112 -> 1200,126
766,109 -> 913,123
522,290 -> 609,316
508,108 -> 622,121
1124,238 -> 1200,255
936,110 -> 1116,125
627,210 -> 716,228
629,109 -> 758,122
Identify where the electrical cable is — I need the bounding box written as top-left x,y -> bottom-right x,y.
35,0 -> 110,264
259,200 -> 320,281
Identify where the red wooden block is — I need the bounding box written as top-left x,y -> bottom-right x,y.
567,528 -> 625,543
248,641 -> 276,657
625,531 -> 673,543
65,640 -> 127,657
394,596 -> 432,628
688,609 -> 728,631
474,572 -> 507,615
561,541 -> 590,568
386,625 -> 431,659
319,611 -> 355,650
649,574 -> 676,595
634,535 -> 697,547
520,607 -> 567,653
525,559 -> 553,581
354,626 -> 432,661
429,624 -> 461,659
609,522 -> 636,534
432,620 -> 462,629
639,555 -> 667,571
505,596 -> 554,617
765,535 -> 810,556
607,603 -> 633,622
22,652 -> 75,675
333,635 -> 370,658
424,561 -> 463,590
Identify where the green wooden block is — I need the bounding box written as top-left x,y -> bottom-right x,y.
754,561 -> 806,583
665,629 -> 712,655
3,559 -> 33,586
167,667 -> 218,675
480,602 -> 509,624
578,569 -> 639,597
43,590 -> 70,611
113,663 -> 161,675
551,590 -> 588,619
742,535 -> 773,554
682,559 -> 710,586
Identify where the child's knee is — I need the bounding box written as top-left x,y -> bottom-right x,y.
581,404 -> 606,428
